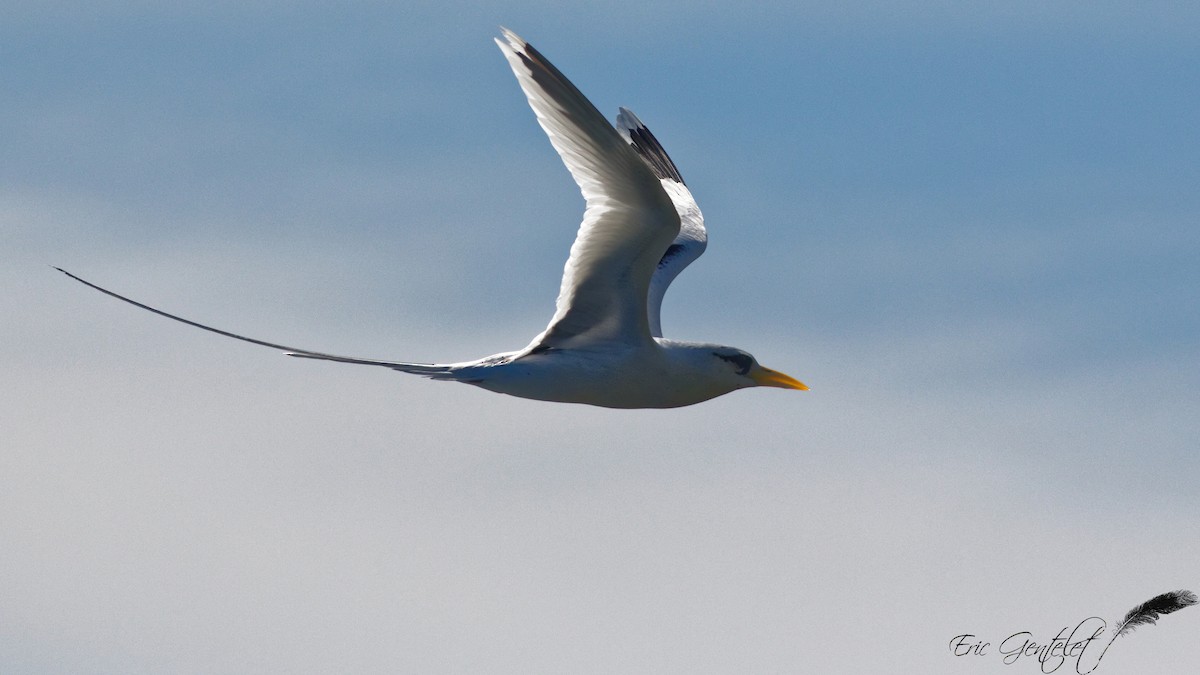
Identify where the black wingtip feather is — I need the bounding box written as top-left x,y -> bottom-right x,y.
616,107 -> 685,185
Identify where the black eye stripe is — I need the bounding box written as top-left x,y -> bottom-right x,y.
714,352 -> 753,375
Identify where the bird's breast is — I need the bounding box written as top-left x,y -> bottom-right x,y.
465,347 -> 722,408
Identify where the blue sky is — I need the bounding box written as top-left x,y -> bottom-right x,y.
4,2 -> 1199,673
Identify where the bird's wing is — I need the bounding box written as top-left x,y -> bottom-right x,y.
54,267 -> 454,377
615,107 -> 707,338
495,29 -> 679,349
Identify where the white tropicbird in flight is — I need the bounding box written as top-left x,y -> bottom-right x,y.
59,28 -> 807,408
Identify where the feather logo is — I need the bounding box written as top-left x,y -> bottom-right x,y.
1111,589 -> 1197,639
1080,589 -> 1199,673
949,588 -> 1197,672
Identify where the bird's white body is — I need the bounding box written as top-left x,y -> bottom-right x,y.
450,340 -> 753,409
59,28 -> 806,408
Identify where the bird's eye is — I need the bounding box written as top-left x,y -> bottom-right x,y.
714,352 -> 753,375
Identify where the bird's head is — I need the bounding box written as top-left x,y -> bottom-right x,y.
708,347 -> 808,392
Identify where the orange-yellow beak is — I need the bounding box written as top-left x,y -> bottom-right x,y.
751,366 -> 809,390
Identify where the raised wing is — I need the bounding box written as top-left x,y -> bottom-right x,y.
616,107 -> 707,338
495,29 -> 679,348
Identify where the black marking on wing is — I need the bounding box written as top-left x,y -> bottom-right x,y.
624,119 -> 685,185
511,40 -> 599,136
657,243 -> 686,269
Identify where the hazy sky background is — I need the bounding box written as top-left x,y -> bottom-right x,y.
4,2 -> 1198,673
